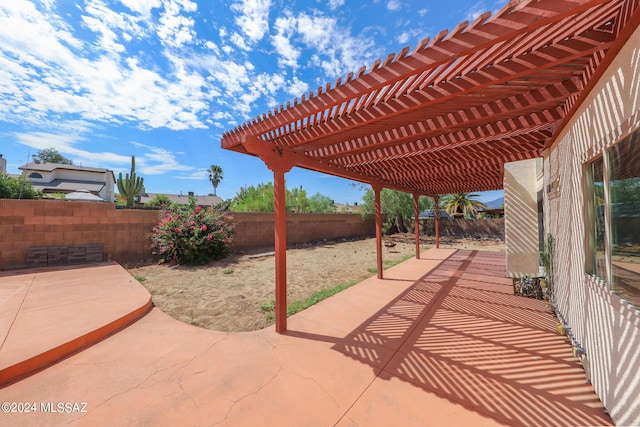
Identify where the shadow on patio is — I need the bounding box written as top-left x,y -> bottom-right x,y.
0,249 -> 612,426
288,250 -> 611,427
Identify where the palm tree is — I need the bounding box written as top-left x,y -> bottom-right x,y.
440,193 -> 487,219
208,165 -> 223,196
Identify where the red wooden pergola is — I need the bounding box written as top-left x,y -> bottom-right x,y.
222,0 -> 640,332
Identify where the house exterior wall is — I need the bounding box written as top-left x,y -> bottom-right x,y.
545,24 -> 640,425
22,165 -> 116,202
504,158 -> 540,277
26,170 -> 51,181
103,172 -> 116,202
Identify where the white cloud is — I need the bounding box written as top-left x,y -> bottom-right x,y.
81,0 -> 150,54
229,32 -> 250,50
465,1 -> 488,22
0,0 -> 214,132
394,21 -> 424,46
130,141 -> 194,175
271,14 -> 300,69
387,0 -> 401,11
296,13 -> 335,51
174,169 -> 208,180
119,0 -> 161,18
231,0 -> 272,44
286,76 -> 309,98
397,31 -> 410,44
0,0 -> 384,146
13,131 -> 131,166
327,0 -> 344,11
156,0 -> 197,48
268,11 -> 376,80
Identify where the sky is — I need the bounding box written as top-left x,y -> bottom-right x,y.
0,0 -> 505,205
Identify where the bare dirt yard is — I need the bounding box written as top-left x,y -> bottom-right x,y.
127,234 -> 504,332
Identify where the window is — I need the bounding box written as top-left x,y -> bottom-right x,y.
585,157 -> 607,281
28,172 -> 43,179
585,129 -> 640,309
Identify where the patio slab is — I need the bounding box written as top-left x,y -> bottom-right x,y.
0,262 -> 152,386
0,249 -> 612,426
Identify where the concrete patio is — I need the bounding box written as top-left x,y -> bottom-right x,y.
0,249 -> 612,426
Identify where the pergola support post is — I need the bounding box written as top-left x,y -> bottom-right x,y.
241,137 -> 294,334
413,193 -> 421,259
434,195 -> 440,249
374,184 -> 383,279
272,165 -> 289,333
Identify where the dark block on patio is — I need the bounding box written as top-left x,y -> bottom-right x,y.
67,246 -> 87,264
47,246 -> 68,266
26,247 -> 48,268
85,244 -> 103,263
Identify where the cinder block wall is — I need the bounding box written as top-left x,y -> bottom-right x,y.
423,218 -> 504,239
0,200 -> 376,268
228,212 -> 376,250
0,200 -> 158,268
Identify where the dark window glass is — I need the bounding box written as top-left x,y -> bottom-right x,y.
28,172 -> 43,179
586,157 -> 607,282
608,131 -> 640,308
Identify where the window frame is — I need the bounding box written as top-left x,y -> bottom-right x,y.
584,127 -> 640,309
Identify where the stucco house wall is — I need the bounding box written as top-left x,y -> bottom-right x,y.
21,162 -> 116,202
544,23 -> 640,425
504,158 -> 540,277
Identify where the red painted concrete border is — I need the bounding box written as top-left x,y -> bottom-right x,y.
0,262 -> 152,387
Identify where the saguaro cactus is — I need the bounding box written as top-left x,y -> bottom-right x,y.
117,156 -> 144,207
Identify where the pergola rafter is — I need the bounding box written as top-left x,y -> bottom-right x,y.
318,103 -> 563,164
221,0 -> 640,332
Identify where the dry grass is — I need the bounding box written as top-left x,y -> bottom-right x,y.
127,235 -> 504,332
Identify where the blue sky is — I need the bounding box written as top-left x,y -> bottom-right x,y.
0,0 -> 505,204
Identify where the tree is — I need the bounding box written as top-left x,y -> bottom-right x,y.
308,193 -> 336,213
230,183 -> 275,212
0,173 -> 42,199
117,156 -> 144,207
229,182 -> 336,213
440,193 -> 487,219
287,185 -> 309,213
144,194 -> 172,208
208,165 -> 223,196
33,148 -> 72,165
361,188 -> 433,233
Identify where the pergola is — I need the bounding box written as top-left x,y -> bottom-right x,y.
221,0 -> 640,332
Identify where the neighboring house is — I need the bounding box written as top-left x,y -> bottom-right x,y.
476,208 -> 504,219
19,161 -> 116,202
418,209 -> 450,219
335,203 -> 360,213
139,192 -> 223,207
0,154 -> 6,174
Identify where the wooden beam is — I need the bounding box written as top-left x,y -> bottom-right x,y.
434,195 -> 440,249
374,184 -> 383,279
413,193 -> 421,259
273,166 -> 288,333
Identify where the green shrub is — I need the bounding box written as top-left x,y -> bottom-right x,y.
144,194 -> 172,208
0,173 -> 42,199
151,204 -> 233,265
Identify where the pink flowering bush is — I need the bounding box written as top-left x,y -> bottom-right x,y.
151,204 -> 233,265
